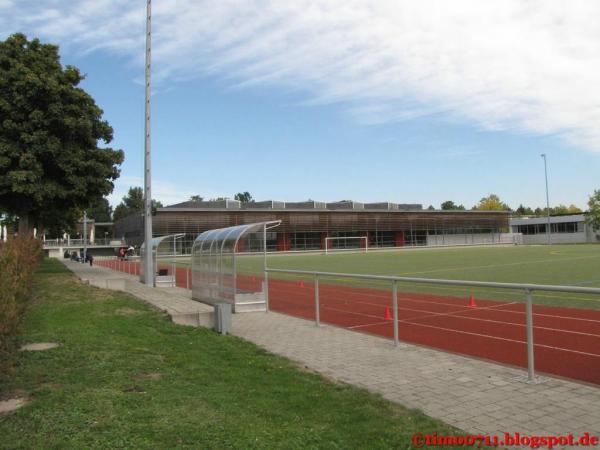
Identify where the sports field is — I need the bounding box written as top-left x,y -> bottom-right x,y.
152,243 -> 600,308
98,244 -> 600,384
270,244 -> 600,284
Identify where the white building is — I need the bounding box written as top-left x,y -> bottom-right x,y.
509,214 -> 599,244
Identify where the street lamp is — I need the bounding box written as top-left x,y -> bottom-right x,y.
541,154 -> 551,245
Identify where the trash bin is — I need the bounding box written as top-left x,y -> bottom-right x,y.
214,302 -> 232,335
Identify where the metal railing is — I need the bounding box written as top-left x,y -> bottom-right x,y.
43,238 -> 126,247
265,267 -> 600,383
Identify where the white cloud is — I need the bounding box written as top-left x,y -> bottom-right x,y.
108,176 -> 226,207
4,0 -> 600,151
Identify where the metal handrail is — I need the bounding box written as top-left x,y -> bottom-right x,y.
264,267 -> 600,383
43,238 -> 126,247
265,268 -> 600,295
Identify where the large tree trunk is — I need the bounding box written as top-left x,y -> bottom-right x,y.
17,213 -> 35,236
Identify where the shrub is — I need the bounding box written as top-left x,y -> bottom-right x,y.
0,236 -> 42,375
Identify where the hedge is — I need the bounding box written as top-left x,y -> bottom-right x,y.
0,237 -> 41,375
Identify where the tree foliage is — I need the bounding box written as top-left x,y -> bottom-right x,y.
519,204 -> 583,216
440,201 -> 465,211
515,204 -> 534,216
189,195 -> 203,202
0,34 -> 124,233
473,194 -> 511,211
234,192 -> 253,204
113,187 -> 162,222
87,197 -> 113,222
586,190 -> 600,231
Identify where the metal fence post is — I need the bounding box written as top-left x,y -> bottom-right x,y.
392,280 -> 399,346
525,289 -> 535,382
315,274 -> 320,326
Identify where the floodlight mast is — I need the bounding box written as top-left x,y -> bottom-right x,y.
83,210 -> 87,263
541,153 -> 551,245
143,0 -> 154,285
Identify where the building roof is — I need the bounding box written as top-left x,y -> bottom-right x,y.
162,199 -> 427,212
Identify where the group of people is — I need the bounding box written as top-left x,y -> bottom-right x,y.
67,250 -> 94,266
63,245 -> 136,266
118,245 -> 136,260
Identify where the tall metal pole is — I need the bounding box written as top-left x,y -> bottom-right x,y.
143,0 -> 154,285
83,211 -> 87,263
392,281 -> 399,347
541,154 -> 551,245
263,224 -> 269,312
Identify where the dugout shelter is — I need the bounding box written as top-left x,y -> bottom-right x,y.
191,221 -> 281,312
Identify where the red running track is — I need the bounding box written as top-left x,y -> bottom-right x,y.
96,259 -> 600,385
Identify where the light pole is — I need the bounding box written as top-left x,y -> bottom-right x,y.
143,0 -> 154,285
83,211 -> 87,263
541,154 -> 551,245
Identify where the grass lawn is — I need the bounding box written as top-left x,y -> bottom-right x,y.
0,259 -> 461,449
264,244 -> 600,285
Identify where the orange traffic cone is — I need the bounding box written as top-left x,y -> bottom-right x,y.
299,280 -> 305,288
384,306 -> 393,320
468,295 -> 476,308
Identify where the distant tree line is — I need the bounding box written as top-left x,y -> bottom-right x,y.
433,194 -> 583,215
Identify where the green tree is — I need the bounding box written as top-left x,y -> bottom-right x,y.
87,197 -> 113,222
113,187 -> 162,222
440,201 -> 465,210
586,190 -> 600,231
515,204 -> 534,216
551,204 -> 569,215
189,195 -> 203,202
234,192 -> 253,204
473,194 -> 511,211
426,205 -> 435,211
113,187 -> 143,222
535,204 -> 582,216
0,34 -> 124,234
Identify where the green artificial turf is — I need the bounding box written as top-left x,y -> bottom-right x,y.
234,244 -> 600,310
0,259 -> 461,449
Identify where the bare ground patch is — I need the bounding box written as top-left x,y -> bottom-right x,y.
133,372 -> 162,381
0,390 -> 29,416
19,342 -> 60,351
114,307 -> 144,316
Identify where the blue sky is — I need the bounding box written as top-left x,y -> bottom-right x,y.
2,1 -> 599,209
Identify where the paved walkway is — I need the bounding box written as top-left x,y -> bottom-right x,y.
63,260 -> 600,439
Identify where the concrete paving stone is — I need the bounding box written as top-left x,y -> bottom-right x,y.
486,410 -> 511,420
576,414 -> 600,427
536,414 -> 562,426
540,404 -> 563,415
